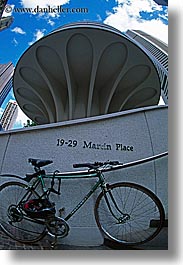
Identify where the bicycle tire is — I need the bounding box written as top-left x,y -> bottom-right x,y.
0,181 -> 47,244
95,182 -> 165,246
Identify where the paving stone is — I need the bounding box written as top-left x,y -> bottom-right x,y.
0,227 -> 168,250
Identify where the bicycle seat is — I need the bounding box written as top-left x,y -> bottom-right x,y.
28,158 -> 53,168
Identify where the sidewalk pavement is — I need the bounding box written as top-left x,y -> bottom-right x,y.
0,227 -> 168,250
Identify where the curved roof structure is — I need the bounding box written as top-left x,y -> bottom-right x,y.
13,22 -> 161,124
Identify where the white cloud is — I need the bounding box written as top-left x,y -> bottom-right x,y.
20,0 -> 70,7
104,0 -> 168,44
96,14 -> 102,22
13,107 -> 30,129
158,96 -> 165,106
11,27 -> 26,35
0,108 -> 4,117
47,19 -> 55,26
12,38 -> 18,46
28,29 -> 46,46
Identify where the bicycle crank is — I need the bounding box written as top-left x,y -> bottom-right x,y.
8,205 -> 23,222
46,216 -> 70,238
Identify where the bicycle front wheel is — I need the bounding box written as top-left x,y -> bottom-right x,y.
0,181 -> 47,243
95,182 -> 165,246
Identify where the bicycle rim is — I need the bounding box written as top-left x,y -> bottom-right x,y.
95,182 -> 165,246
0,181 -> 47,243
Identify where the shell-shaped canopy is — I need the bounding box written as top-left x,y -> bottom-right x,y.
13,22 -> 161,124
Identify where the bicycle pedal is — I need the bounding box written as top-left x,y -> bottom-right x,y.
59,207 -> 65,217
50,235 -> 58,249
50,242 -> 57,249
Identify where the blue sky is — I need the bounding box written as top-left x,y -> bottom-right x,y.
0,0 -> 168,128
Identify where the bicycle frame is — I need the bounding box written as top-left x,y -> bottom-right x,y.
5,150 -> 168,228
21,169 -> 108,223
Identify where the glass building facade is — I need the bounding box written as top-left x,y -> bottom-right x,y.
0,100 -> 18,130
0,62 -> 14,107
125,30 -> 168,104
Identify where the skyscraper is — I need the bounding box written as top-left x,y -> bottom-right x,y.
0,0 -> 13,31
0,16 -> 13,32
0,100 -> 18,130
153,0 -> 168,6
0,0 -> 8,19
0,62 -> 14,107
125,30 -> 168,104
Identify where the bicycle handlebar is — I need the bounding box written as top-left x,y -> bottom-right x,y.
73,161 -> 120,169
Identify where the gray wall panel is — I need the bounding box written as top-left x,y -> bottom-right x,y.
0,106 -> 168,245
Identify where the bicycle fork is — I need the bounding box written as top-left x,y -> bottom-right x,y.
103,184 -> 130,224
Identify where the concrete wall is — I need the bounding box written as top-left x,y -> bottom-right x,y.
0,106 -> 168,246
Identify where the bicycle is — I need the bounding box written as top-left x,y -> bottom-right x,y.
0,157 -> 165,248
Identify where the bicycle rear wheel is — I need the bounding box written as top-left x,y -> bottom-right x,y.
0,181 -> 47,243
95,182 -> 165,246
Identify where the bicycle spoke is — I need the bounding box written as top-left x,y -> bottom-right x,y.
95,182 -> 164,246
0,181 -> 46,243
